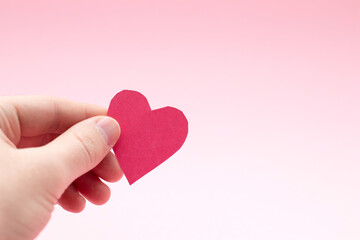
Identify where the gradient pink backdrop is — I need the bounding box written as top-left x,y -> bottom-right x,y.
0,1 -> 359,239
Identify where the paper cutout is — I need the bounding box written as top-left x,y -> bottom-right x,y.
108,90 -> 188,185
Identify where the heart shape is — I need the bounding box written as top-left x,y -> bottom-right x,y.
108,90 -> 188,185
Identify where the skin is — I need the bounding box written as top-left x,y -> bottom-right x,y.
0,96 -> 122,240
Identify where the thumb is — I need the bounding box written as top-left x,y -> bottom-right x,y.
43,116 -> 120,185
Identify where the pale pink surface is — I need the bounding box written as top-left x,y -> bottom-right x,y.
0,1 -> 359,239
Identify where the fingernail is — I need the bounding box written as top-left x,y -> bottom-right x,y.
96,117 -> 120,147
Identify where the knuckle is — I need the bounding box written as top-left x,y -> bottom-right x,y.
73,131 -> 98,168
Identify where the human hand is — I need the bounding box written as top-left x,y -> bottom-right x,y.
0,96 -> 122,240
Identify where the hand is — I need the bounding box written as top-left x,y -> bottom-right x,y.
0,96 -> 122,240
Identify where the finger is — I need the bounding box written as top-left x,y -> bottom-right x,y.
92,152 -> 123,183
73,172 -> 111,205
0,129 -> 16,148
17,133 -> 59,148
58,184 -> 86,213
3,95 -> 107,138
40,116 -> 120,187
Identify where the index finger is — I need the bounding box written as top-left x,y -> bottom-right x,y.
2,95 -> 107,137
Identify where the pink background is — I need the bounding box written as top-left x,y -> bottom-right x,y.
1,0 -> 359,239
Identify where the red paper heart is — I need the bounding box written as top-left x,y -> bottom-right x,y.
108,90 -> 188,185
